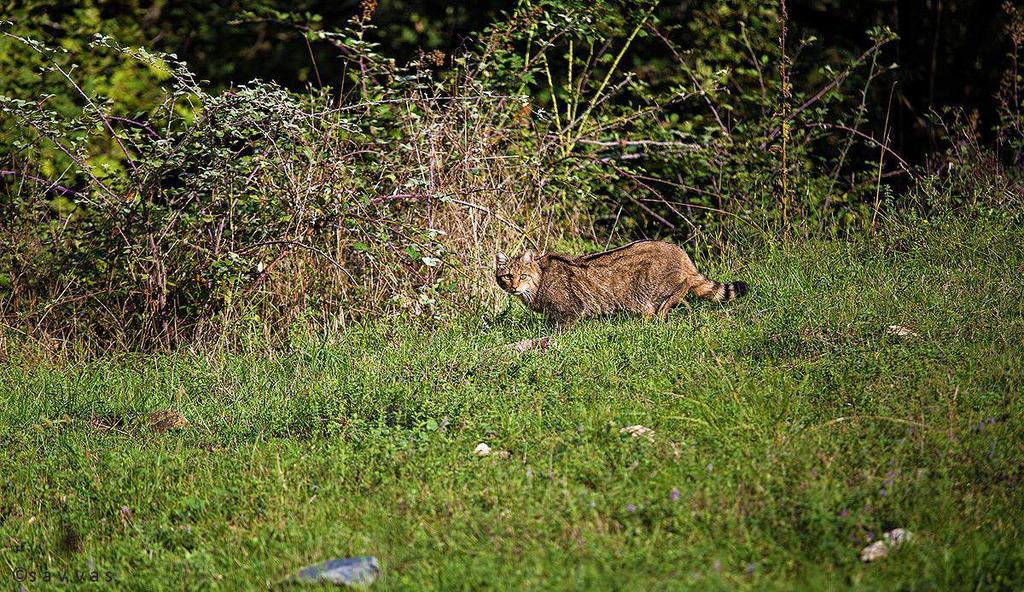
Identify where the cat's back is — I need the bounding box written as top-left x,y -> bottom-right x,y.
575,240 -> 684,269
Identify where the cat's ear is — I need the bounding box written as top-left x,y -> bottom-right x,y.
522,250 -> 535,264
495,252 -> 509,267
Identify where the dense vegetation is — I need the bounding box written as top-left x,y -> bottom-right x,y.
2,0 -> 1021,348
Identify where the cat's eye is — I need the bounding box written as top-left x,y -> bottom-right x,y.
500,274 -> 512,280
519,274 -> 528,280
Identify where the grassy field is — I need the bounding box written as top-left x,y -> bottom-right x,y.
2,213 -> 1023,590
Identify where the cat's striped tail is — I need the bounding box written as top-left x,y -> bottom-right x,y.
691,275 -> 749,303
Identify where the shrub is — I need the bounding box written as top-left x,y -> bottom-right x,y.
0,34 -> 561,348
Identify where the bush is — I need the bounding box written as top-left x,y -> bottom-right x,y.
0,31 -> 573,348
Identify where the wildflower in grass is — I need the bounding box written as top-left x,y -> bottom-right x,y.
670,488 -> 681,502
626,503 -> 636,512
838,508 -> 849,518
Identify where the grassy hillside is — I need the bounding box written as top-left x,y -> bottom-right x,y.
2,213 -> 1022,590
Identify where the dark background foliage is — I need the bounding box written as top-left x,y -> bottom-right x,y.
5,0 -> 1009,165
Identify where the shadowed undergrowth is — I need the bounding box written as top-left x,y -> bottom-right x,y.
1,213 -> 1022,590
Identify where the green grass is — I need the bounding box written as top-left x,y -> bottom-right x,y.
2,214 -> 1023,590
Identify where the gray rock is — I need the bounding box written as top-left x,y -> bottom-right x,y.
293,556 -> 379,586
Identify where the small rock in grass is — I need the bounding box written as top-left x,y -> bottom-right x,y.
620,425 -> 654,441
860,528 -> 914,562
148,409 -> 188,433
474,443 -> 492,457
886,325 -> 917,337
884,528 -> 913,545
293,556 -> 379,586
859,540 -> 889,562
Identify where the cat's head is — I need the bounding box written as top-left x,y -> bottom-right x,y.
495,250 -> 541,302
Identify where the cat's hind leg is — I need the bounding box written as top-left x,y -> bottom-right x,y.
655,284 -> 691,321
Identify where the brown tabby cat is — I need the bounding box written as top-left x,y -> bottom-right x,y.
495,240 -> 747,324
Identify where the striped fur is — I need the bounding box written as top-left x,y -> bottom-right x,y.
495,240 -> 748,324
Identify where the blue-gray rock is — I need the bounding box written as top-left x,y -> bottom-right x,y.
293,556 -> 379,586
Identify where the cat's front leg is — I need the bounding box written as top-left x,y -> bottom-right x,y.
547,311 -> 577,332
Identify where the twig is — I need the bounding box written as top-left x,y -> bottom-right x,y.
573,139 -> 702,149
805,123 -> 913,173
777,0 -> 791,233
605,205 -> 623,250
871,83 -> 897,231
109,116 -> 160,139
645,22 -> 730,136
761,35 -> 894,148
238,239 -> 355,283
566,2 -> 658,152
0,170 -> 85,198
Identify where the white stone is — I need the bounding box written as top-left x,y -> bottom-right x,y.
620,425 -> 654,440
886,325 -> 917,337
473,443 -> 492,457
860,540 -> 889,562
884,528 -> 913,545
860,528 -> 914,562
